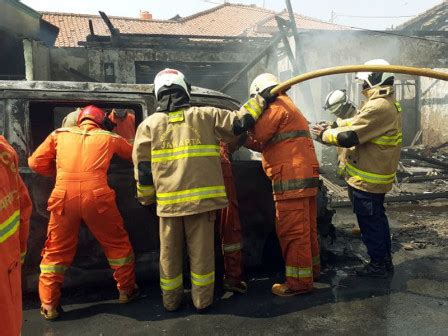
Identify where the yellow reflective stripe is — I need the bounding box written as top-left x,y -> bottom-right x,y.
151,145 -> 220,163
152,152 -> 220,162
285,266 -> 312,278
243,99 -> 262,120
20,250 -> 26,264
136,183 -> 155,197
40,264 -> 68,274
394,102 -> 403,112
312,256 -> 320,266
346,162 -> 395,184
160,274 -> 183,291
0,210 -> 20,243
152,145 -> 220,155
108,254 -> 134,267
157,186 -> 226,205
324,129 -> 339,145
370,132 -> 403,146
191,271 -> 215,287
223,242 -> 242,253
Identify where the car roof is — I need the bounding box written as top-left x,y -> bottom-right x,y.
0,80 -> 240,104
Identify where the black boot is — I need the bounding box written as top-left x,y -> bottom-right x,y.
385,254 -> 394,273
356,260 -> 388,278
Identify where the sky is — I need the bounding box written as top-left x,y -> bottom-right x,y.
21,0 -> 443,30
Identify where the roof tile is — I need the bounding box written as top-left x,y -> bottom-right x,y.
42,3 -> 348,47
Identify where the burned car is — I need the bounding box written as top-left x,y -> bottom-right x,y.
0,81 -> 333,290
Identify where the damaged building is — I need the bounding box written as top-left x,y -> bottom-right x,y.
24,3 -> 345,101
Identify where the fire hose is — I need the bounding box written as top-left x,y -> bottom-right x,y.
270,65 -> 448,95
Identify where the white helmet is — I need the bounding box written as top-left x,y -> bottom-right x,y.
324,89 -> 357,119
250,73 -> 280,96
154,68 -> 190,100
356,59 -> 394,89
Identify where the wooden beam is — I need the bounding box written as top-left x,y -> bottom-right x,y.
275,16 -> 299,74
220,34 -> 283,93
99,11 -> 119,37
88,19 -> 95,36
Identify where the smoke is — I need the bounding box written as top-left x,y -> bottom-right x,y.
274,30 -> 446,163
281,30 -> 426,123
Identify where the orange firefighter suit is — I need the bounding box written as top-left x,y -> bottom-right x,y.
246,94 -> 320,293
109,111 -> 136,142
0,136 -> 32,336
28,120 -> 136,309
218,142 -> 243,284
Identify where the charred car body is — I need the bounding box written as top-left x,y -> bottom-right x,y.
0,81 -> 333,290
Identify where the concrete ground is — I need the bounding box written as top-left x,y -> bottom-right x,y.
22,201 -> 448,336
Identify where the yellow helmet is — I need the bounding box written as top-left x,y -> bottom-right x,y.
249,73 -> 280,97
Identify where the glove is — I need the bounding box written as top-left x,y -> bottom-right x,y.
103,114 -> 117,132
310,124 -> 327,143
317,120 -> 332,128
260,88 -> 278,106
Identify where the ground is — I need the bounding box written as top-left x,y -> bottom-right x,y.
22,200 -> 448,336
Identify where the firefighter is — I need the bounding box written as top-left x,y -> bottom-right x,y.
109,109 -> 136,142
218,142 -> 246,293
28,105 -> 138,320
245,73 -> 320,297
322,89 -> 358,177
0,136 -> 32,336
133,68 -> 269,312
311,59 -> 402,278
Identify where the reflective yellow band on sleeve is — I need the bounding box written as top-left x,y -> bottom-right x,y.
394,102 -> 403,113
0,210 -> 20,244
191,271 -> 215,287
160,274 -> 183,291
151,145 -> 220,163
223,242 -> 242,253
346,162 -> 396,185
370,132 -> 403,146
40,264 -> 68,274
108,254 -> 134,267
323,129 -> 339,145
285,266 -> 312,279
243,99 -> 262,120
136,183 -> 155,198
156,186 -> 226,205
